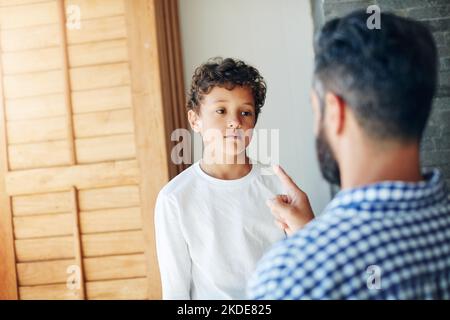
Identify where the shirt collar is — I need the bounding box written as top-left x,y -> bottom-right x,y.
325,169 -> 449,213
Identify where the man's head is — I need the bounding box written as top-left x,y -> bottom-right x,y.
187,58 -> 267,161
311,10 -> 438,186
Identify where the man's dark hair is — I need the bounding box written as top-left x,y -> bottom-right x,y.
187,57 -> 267,122
314,10 -> 438,141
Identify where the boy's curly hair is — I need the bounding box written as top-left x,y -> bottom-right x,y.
186,57 -> 267,122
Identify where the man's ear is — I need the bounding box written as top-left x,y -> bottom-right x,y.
324,92 -> 346,135
310,90 -> 322,137
188,109 -> 202,133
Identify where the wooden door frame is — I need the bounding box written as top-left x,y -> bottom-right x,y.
0,38 -> 19,300
125,0 -> 188,299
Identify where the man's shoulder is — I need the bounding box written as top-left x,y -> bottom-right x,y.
258,212 -> 357,264
249,210 -> 370,299
251,215 -> 347,275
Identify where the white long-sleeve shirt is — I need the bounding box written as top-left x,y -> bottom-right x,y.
154,161 -> 286,299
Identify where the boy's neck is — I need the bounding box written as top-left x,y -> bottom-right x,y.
200,154 -> 252,180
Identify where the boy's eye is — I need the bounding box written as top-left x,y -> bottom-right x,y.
216,109 -> 225,114
241,111 -> 253,116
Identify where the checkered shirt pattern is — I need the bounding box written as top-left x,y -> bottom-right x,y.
248,169 -> 450,299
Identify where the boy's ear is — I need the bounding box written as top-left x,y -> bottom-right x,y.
188,109 -> 202,133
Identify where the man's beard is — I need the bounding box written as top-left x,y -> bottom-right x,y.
316,123 -> 341,187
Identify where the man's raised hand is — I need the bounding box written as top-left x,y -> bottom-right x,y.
267,165 -> 315,236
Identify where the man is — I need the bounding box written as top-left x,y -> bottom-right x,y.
248,10 -> 450,299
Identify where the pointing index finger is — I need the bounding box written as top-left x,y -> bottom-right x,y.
273,165 -> 301,196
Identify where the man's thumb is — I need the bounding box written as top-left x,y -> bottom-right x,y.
266,197 -> 291,212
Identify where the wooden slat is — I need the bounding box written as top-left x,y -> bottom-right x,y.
76,134 -> 136,163
0,22 -> 18,300
17,259 -> 76,286
86,277 -> 148,300
72,86 -> 132,114
5,159 -> 139,196
19,283 -> 80,300
12,191 -> 71,216
13,213 -> 72,239
15,230 -> 144,263
2,47 -> 62,75
74,109 -> 134,138
0,0 -> 51,7
15,236 -> 74,262
84,254 -> 146,281
0,1 -> 58,30
16,254 -> 146,286
68,39 -> 128,67
82,230 -> 145,258
5,94 -> 66,121
80,207 -> 142,234
78,185 -> 140,211
3,70 -> 64,99
67,16 -> 126,45
8,140 -> 71,170
70,62 -> 131,91
7,116 -> 67,144
66,0 -> 125,20
0,24 -> 60,52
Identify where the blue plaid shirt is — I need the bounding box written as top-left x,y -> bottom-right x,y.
248,169 -> 450,299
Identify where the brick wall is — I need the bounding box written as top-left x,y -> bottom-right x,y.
313,0 -> 450,188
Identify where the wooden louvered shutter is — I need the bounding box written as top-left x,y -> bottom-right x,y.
0,0 -> 187,299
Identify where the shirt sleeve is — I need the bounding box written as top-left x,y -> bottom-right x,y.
247,239 -> 310,300
154,191 -> 192,299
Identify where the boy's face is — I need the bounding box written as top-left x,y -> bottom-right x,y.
188,85 -> 256,162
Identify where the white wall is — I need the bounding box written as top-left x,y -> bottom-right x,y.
178,0 -> 330,214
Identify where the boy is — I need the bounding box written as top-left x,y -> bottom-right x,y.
155,57 -> 286,299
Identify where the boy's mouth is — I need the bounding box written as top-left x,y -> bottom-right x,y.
224,134 -> 242,140
224,129 -> 245,140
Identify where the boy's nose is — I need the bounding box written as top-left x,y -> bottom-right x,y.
227,120 -> 241,129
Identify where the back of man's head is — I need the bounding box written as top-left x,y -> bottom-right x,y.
314,10 -> 438,142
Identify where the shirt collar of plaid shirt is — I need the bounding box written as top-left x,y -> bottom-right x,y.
325,169 -> 449,213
